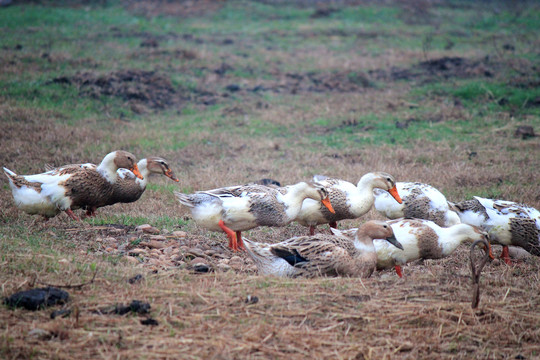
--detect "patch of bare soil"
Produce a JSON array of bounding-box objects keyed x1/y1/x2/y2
[
  {"x1": 368, "y1": 56, "x2": 496, "y2": 83},
  {"x1": 50, "y1": 70, "x2": 180, "y2": 111},
  {"x1": 122, "y1": 0, "x2": 225, "y2": 18}
]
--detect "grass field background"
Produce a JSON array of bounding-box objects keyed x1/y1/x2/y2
[{"x1": 1, "y1": 1, "x2": 539, "y2": 358}]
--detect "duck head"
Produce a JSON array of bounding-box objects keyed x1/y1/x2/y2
[
  {"x1": 112, "y1": 151, "x2": 143, "y2": 179},
  {"x1": 146, "y1": 157, "x2": 179, "y2": 182}
]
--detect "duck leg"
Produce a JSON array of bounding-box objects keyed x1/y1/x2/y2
[
  {"x1": 85, "y1": 207, "x2": 97, "y2": 217},
  {"x1": 218, "y1": 220, "x2": 240, "y2": 251},
  {"x1": 394, "y1": 265, "x2": 403, "y2": 278},
  {"x1": 235, "y1": 231, "x2": 246, "y2": 251},
  {"x1": 65, "y1": 209, "x2": 80, "y2": 221},
  {"x1": 500, "y1": 245, "x2": 511, "y2": 265}
]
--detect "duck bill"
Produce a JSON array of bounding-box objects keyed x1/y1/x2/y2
[
  {"x1": 321, "y1": 197, "x2": 335, "y2": 214},
  {"x1": 165, "y1": 169, "x2": 179, "y2": 182},
  {"x1": 386, "y1": 234, "x2": 404, "y2": 250},
  {"x1": 130, "y1": 164, "x2": 144, "y2": 180},
  {"x1": 388, "y1": 186, "x2": 402, "y2": 204}
]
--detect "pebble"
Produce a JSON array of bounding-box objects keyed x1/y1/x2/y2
[
  {"x1": 190, "y1": 257, "x2": 208, "y2": 266},
  {"x1": 58, "y1": 258, "x2": 70, "y2": 266},
  {"x1": 187, "y1": 248, "x2": 206, "y2": 258},
  {"x1": 172, "y1": 231, "x2": 187, "y2": 238},
  {"x1": 141, "y1": 240, "x2": 166, "y2": 249},
  {"x1": 128, "y1": 248, "x2": 146, "y2": 256},
  {"x1": 136, "y1": 224, "x2": 160, "y2": 234},
  {"x1": 27, "y1": 328, "x2": 51, "y2": 340},
  {"x1": 125, "y1": 256, "x2": 140, "y2": 265},
  {"x1": 149, "y1": 235, "x2": 167, "y2": 241},
  {"x1": 216, "y1": 263, "x2": 231, "y2": 272}
]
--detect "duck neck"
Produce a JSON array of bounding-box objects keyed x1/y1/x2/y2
[
  {"x1": 351, "y1": 174, "x2": 377, "y2": 212},
  {"x1": 136, "y1": 159, "x2": 149, "y2": 189},
  {"x1": 353, "y1": 232, "x2": 377, "y2": 255},
  {"x1": 352, "y1": 233, "x2": 377, "y2": 277},
  {"x1": 282, "y1": 182, "x2": 313, "y2": 219},
  {"x1": 441, "y1": 224, "x2": 476, "y2": 255},
  {"x1": 96, "y1": 152, "x2": 120, "y2": 184}
]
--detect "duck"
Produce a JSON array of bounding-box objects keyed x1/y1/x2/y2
[
  {"x1": 373, "y1": 182, "x2": 461, "y2": 227},
  {"x1": 3, "y1": 150, "x2": 142, "y2": 220},
  {"x1": 452, "y1": 196, "x2": 540, "y2": 264},
  {"x1": 331, "y1": 219, "x2": 492, "y2": 278},
  {"x1": 244, "y1": 220, "x2": 403, "y2": 278},
  {"x1": 175, "y1": 181, "x2": 335, "y2": 251},
  {"x1": 296, "y1": 172, "x2": 402, "y2": 235},
  {"x1": 106, "y1": 157, "x2": 179, "y2": 206}
]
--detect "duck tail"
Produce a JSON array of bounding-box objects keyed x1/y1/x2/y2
[
  {"x1": 243, "y1": 238, "x2": 273, "y2": 268},
  {"x1": 174, "y1": 191, "x2": 195, "y2": 208}
]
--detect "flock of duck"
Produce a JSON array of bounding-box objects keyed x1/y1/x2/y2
[{"x1": 4, "y1": 150, "x2": 540, "y2": 278}]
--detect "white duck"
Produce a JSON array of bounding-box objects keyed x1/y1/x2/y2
[
  {"x1": 331, "y1": 219, "x2": 492, "y2": 278},
  {"x1": 244, "y1": 220, "x2": 403, "y2": 278},
  {"x1": 4, "y1": 151, "x2": 142, "y2": 220},
  {"x1": 452, "y1": 196, "x2": 540, "y2": 264},
  {"x1": 373, "y1": 182, "x2": 461, "y2": 227},
  {"x1": 296, "y1": 172, "x2": 402, "y2": 235},
  {"x1": 175, "y1": 181, "x2": 335, "y2": 251}
]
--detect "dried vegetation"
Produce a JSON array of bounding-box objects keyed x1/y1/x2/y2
[{"x1": 1, "y1": 0, "x2": 539, "y2": 359}]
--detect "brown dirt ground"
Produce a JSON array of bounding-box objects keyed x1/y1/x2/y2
[{"x1": 1, "y1": 1, "x2": 539, "y2": 359}]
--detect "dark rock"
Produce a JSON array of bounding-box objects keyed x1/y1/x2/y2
[
  {"x1": 128, "y1": 274, "x2": 144, "y2": 284},
  {"x1": 192, "y1": 263, "x2": 211, "y2": 273},
  {"x1": 50, "y1": 308, "x2": 72, "y2": 319},
  {"x1": 225, "y1": 84, "x2": 241, "y2": 92},
  {"x1": 4, "y1": 287, "x2": 69, "y2": 311},
  {"x1": 515, "y1": 125, "x2": 535, "y2": 139},
  {"x1": 98, "y1": 300, "x2": 151, "y2": 315},
  {"x1": 245, "y1": 295, "x2": 259, "y2": 304},
  {"x1": 141, "y1": 318, "x2": 159, "y2": 326}
]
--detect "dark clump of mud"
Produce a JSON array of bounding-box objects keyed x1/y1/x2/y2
[
  {"x1": 51, "y1": 69, "x2": 180, "y2": 110},
  {"x1": 368, "y1": 56, "x2": 495, "y2": 83}
]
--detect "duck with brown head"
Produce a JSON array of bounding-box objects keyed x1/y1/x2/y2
[
  {"x1": 4, "y1": 150, "x2": 141, "y2": 220},
  {"x1": 244, "y1": 220, "x2": 403, "y2": 278},
  {"x1": 107, "y1": 156, "x2": 179, "y2": 206}
]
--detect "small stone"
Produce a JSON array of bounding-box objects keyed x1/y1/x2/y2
[
  {"x1": 27, "y1": 328, "x2": 51, "y2": 340},
  {"x1": 192, "y1": 263, "x2": 211, "y2": 273},
  {"x1": 190, "y1": 257, "x2": 207, "y2": 266},
  {"x1": 172, "y1": 231, "x2": 187, "y2": 238},
  {"x1": 125, "y1": 256, "x2": 140, "y2": 265},
  {"x1": 110, "y1": 228, "x2": 126, "y2": 234},
  {"x1": 162, "y1": 247, "x2": 174, "y2": 255},
  {"x1": 245, "y1": 295, "x2": 259, "y2": 304},
  {"x1": 509, "y1": 246, "x2": 531, "y2": 260},
  {"x1": 218, "y1": 259, "x2": 230, "y2": 265},
  {"x1": 161, "y1": 229, "x2": 170, "y2": 235},
  {"x1": 216, "y1": 263, "x2": 231, "y2": 272},
  {"x1": 136, "y1": 224, "x2": 160, "y2": 234},
  {"x1": 140, "y1": 241, "x2": 166, "y2": 249},
  {"x1": 149, "y1": 235, "x2": 167, "y2": 241},
  {"x1": 229, "y1": 256, "x2": 244, "y2": 269},
  {"x1": 129, "y1": 248, "x2": 146, "y2": 255},
  {"x1": 187, "y1": 248, "x2": 206, "y2": 258},
  {"x1": 58, "y1": 258, "x2": 70, "y2": 266}
]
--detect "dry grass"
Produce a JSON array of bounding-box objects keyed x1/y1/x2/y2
[{"x1": 1, "y1": 0, "x2": 540, "y2": 359}]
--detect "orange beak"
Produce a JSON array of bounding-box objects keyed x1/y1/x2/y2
[
  {"x1": 130, "y1": 164, "x2": 144, "y2": 180},
  {"x1": 388, "y1": 185, "x2": 402, "y2": 204},
  {"x1": 322, "y1": 197, "x2": 335, "y2": 214},
  {"x1": 165, "y1": 168, "x2": 179, "y2": 182}
]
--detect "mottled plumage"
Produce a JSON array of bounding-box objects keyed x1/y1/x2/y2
[
  {"x1": 245, "y1": 220, "x2": 403, "y2": 278},
  {"x1": 107, "y1": 157, "x2": 179, "y2": 205},
  {"x1": 175, "y1": 181, "x2": 335, "y2": 251},
  {"x1": 4, "y1": 151, "x2": 141, "y2": 220},
  {"x1": 453, "y1": 197, "x2": 540, "y2": 263},
  {"x1": 296, "y1": 172, "x2": 402, "y2": 234},
  {"x1": 331, "y1": 218, "x2": 490, "y2": 278},
  {"x1": 374, "y1": 182, "x2": 460, "y2": 227}
]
